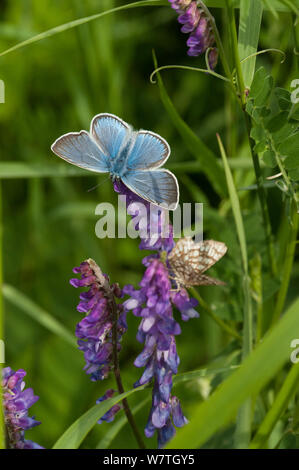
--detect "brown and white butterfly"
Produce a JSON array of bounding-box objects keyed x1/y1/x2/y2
[{"x1": 168, "y1": 237, "x2": 227, "y2": 288}]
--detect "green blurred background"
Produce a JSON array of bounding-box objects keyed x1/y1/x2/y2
[{"x1": 0, "y1": 0, "x2": 298, "y2": 448}]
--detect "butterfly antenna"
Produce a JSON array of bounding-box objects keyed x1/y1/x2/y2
[{"x1": 86, "y1": 176, "x2": 111, "y2": 193}]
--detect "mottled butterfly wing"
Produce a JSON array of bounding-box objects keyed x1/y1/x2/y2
[{"x1": 168, "y1": 237, "x2": 227, "y2": 287}]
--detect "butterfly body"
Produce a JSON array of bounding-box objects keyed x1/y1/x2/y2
[
  {"x1": 51, "y1": 113, "x2": 179, "y2": 210},
  {"x1": 168, "y1": 237, "x2": 227, "y2": 288}
]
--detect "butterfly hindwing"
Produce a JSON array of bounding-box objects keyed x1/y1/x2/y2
[
  {"x1": 51, "y1": 131, "x2": 109, "y2": 173},
  {"x1": 122, "y1": 169, "x2": 179, "y2": 210}
]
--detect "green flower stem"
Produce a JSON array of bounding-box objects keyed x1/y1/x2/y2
[
  {"x1": 272, "y1": 202, "x2": 299, "y2": 326},
  {"x1": 0, "y1": 183, "x2": 5, "y2": 449},
  {"x1": 250, "y1": 362, "x2": 299, "y2": 449},
  {"x1": 110, "y1": 294, "x2": 146, "y2": 449},
  {"x1": 198, "y1": 1, "x2": 236, "y2": 94},
  {"x1": 189, "y1": 287, "x2": 242, "y2": 343},
  {"x1": 244, "y1": 114, "x2": 278, "y2": 278},
  {"x1": 225, "y1": 0, "x2": 246, "y2": 104},
  {"x1": 226, "y1": 0, "x2": 277, "y2": 278}
]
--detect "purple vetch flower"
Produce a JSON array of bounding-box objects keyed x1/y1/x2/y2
[
  {"x1": 113, "y1": 173, "x2": 198, "y2": 447},
  {"x1": 96, "y1": 389, "x2": 122, "y2": 424},
  {"x1": 114, "y1": 180, "x2": 175, "y2": 253},
  {"x1": 123, "y1": 258, "x2": 196, "y2": 447},
  {"x1": 169, "y1": 0, "x2": 218, "y2": 67},
  {"x1": 2, "y1": 367, "x2": 43, "y2": 449},
  {"x1": 208, "y1": 47, "x2": 218, "y2": 70},
  {"x1": 171, "y1": 288, "x2": 199, "y2": 321},
  {"x1": 70, "y1": 258, "x2": 127, "y2": 382},
  {"x1": 169, "y1": 0, "x2": 192, "y2": 14}
]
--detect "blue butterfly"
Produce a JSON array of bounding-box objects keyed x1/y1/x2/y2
[{"x1": 51, "y1": 113, "x2": 179, "y2": 210}]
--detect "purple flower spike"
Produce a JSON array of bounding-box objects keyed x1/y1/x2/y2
[
  {"x1": 71, "y1": 258, "x2": 126, "y2": 382},
  {"x1": 2, "y1": 367, "x2": 43, "y2": 449},
  {"x1": 168, "y1": 0, "x2": 218, "y2": 68},
  {"x1": 112, "y1": 161, "x2": 198, "y2": 447},
  {"x1": 123, "y1": 258, "x2": 193, "y2": 446}
]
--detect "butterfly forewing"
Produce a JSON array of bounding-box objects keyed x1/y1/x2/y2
[
  {"x1": 51, "y1": 131, "x2": 109, "y2": 173},
  {"x1": 127, "y1": 131, "x2": 170, "y2": 170},
  {"x1": 91, "y1": 113, "x2": 130, "y2": 159},
  {"x1": 168, "y1": 237, "x2": 227, "y2": 287}
]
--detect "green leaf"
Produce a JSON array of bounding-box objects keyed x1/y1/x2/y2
[
  {"x1": 217, "y1": 136, "x2": 249, "y2": 273},
  {"x1": 288, "y1": 168, "x2": 299, "y2": 181},
  {"x1": 275, "y1": 88, "x2": 292, "y2": 111},
  {"x1": 248, "y1": 67, "x2": 270, "y2": 102},
  {"x1": 0, "y1": 1, "x2": 168, "y2": 58},
  {"x1": 2, "y1": 284, "x2": 76, "y2": 348},
  {"x1": 0, "y1": 0, "x2": 295, "y2": 61},
  {"x1": 261, "y1": 0, "x2": 279, "y2": 18},
  {"x1": 54, "y1": 365, "x2": 237, "y2": 449},
  {"x1": 279, "y1": 134, "x2": 299, "y2": 161},
  {"x1": 217, "y1": 134, "x2": 253, "y2": 448},
  {"x1": 0, "y1": 160, "x2": 255, "y2": 180},
  {"x1": 254, "y1": 140, "x2": 267, "y2": 153},
  {"x1": 0, "y1": 162, "x2": 87, "y2": 179},
  {"x1": 246, "y1": 68, "x2": 299, "y2": 208},
  {"x1": 238, "y1": 0, "x2": 263, "y2": 88},
  {"x1": 250, "y1": 362, "x2": 299, "y2": 448},
  {"x1": 267, "y1": 114, "x2": 296, "y2": 144},
  {"x1": 167, "y1": 296, "x2": 299, "y2": 449},
  {"x1": 263, "y1": 150, "x2": 277, "y2": 168},
  {"x1": 53, "y1": 386, "x2": 147, "y2": 449},
  {"x1": 288, "y1": 102, "x2": 299, "y2": 121},
  {"x1": 285, "y1": 154, "x2": 299, "y2": 170},
  {"x1": 153, "y1": 52, "x2": 226, "y2": 198}
]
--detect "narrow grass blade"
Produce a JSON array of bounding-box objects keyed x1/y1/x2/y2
[
  {"x1": 173, "y1": 366, "x2": 240, "y2": 385},
  {"x1": 58, "y1": 365, "x2": 238, "y2": 449},
  {"x1": 0, "y1": 1, "x2": 168, "y2": 58},
  {"x1": 217, "y1": 135, "x2": 249, "y2": 277},
  {"x1": 153, "y1": 52, "x2": 226, "y2": 198},
  {"x1": 2, "y1": 284, "x2": 76, "y2": 348},
  {"x1": 167, "y1": 296, "x2": 299, "y2": 449},
  {"x1": 0, "y1": 159, "x2": 256, "y2": 179},
  {"x1": 0, "y1": 0, "x2": 294, "y2": 61},
  {"x1": 250, "y1": 362, "x2": 299, "y2": 448},
  {"x1": 238, "y1": 0, "x2": 263, "y2": 88},
  {"x1": 262, "y1": 0, "x2": 279, "y2": 18},
  {"x1": 217, "y1": 134, "x2": 253, "y2": 447},
  {"x1": 53, "y1": 386, "x2": 147, "y2": 449},
  {"x1": 0, "y1": 162, "x2": 88, "y2": 179}
]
